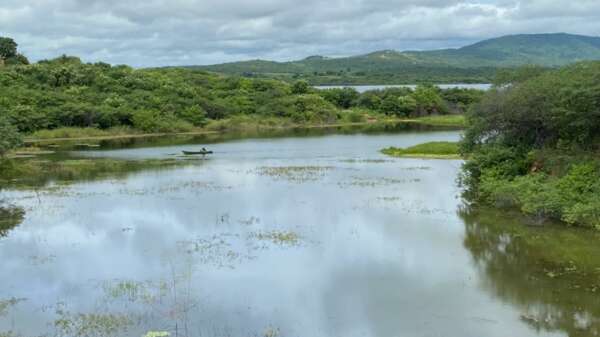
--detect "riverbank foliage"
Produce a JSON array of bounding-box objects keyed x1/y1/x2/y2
[
  {"x1": 461, "y1": 61, "x2": 600, "y2": 229},
  {"x1": 382, "y1": 141, "x2": 460, "y2": 159},
  {"x1": 0, "y1": 37, "x2": 482, "y2": 143}
]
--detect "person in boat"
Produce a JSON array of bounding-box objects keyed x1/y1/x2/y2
[{"x1": 201, "y1": 147, "x2": 207, "y2": 152}]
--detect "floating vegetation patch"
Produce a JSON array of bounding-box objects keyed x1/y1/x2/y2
[
  {"x1": 28, "y1": 254, "x2": 57, "y2": 266},
  {"x1": 381, "y1": 141, "x2": 461, "y2": 159},
  {"x1": 118, "y1": 181, "x2": 232, "y2": 196},
  {"x1": 0, "y1": 206, "x2": 24, "y2": 238},
  {"x1": 143, "y1": 331, "x2": 170, "y2": 337},
  {"x1": 178, "y1": 229, "x2": 306, "y2": 268},
  {"x1": 401, "y1": 166, "x2": 432, "y2": 171},
  {"x1": 263, "y1": 326, "x2": 281, "y2": 337},
  {"x1": 339, "y1": 159, "x2": 392, "y2": 164},
  {"x1": 101, "y1": 280, "x2": 157, "y2": 304},
  {"x1": 339, "y1": 176, "x2": 420, "y2": 188},
  {"x1": 377, "y1": 196, "x2": 402, "y2": 202},
  {"x1": 177, "y1": 233, "x2": 249, "y2": 268},
  {"x1": 54, "y1": 308, "x2": 136, "y2": 337},
  {"x1": 359, "y1": 197, "x2": 452, "y2": 215},
  {"x1": 239, "y1": 216, "x2": 260, "y2": 226},
  {"x1": 249, "y1": 230, "x2": 302, "y2": 246},
  {"x1": 254, "y1": 166, "x2": 335, "y2": 183},
  {"x1": 0, "y1": 298, "x2": 26, "y2": 316}
]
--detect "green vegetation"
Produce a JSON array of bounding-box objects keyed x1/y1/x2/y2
[
  {"x1": 0, "y1": 36, "x2": 481, "y2": 146},
  {"x1": 29, "y1": 126, "x2": 139, "y2": 140},
  {"x1": 0, "y1": 116, "x2": 22, "y2": 156},
  {"x1": 0, "y1": 207, "x2": 24, "y2": 238},
  {"x1": 382, "y1": 141, "x2": 460, "y2": 159},
  {"x1": 194, "y1": 33, "x2": 600, "y2": 84},
  {"x1": 410, "y1": 114, "x2": 465, "y2": 127},
  {"x1": 0, "y1": 37, "x2": 29, "y2": 66},
  {"x1": 461, "y1": 61, "x2": 600, "y2": 229},
  {"x1": 0, "y1": 157, "x2": 191, "y2": 189}
]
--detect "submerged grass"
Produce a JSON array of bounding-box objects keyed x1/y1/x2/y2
[
  {"x1": 0, "y1": 157, "x2": 189, "y2": 189},
  {"x1": 54, "y1": 310, "x2": 135, "y2": 337},
  {"x1": 0, "y1": 206, "x2": 25, "y2": 238},
  {"x1": 410, "y1": 114, "x2": 466, "y2": 127},
  {"x1": 381, "y1": 141, "x2": 461, "y2": 159},
  {"x1": 255, "y1": 166, "x2": 335, "y2": 182},
  {"x1": 0, "y1": 298, "x2": 25, "y2": 317},
  {"x1": 250, "y1": 230, "x2": 302, "y2": 246}
]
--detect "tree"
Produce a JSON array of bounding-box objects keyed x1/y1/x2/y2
[
  {"x1": 0, "y1": 116, "x2": 22, "y2": 157},
  {"x1": 411, "y1": 85, "x2": 447, "y2": 116},
  {"x1": 0, "y1": 37, "x2": 17, "y2": 60},
  {"x1": 4, "y1": 53, "x2": 29, "y2": 65},
  {"x1": 291, "y1": 80, "x2": 310, "y2": 95}
]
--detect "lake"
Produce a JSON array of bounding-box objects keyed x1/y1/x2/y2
[
  {"x1": 1, "y1": 126, "x2": 599, "y2": 337},
  {"x1": 314, "y1": 84, "x2": 492, "y2": 92}
]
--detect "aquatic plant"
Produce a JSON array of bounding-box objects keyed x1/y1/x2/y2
[
  {"x1": 255, "y1": 166, "x2": 334, "y2": 182},
  {"x1": 382, "y1": 141, "x2": 460, "y2": 159},
  {"x1": 54, "y1": 309, "x2": 135, "y2": 337},
  {"x1": 0, "y1": 298, "x2": 25, "y2": 317},
  {"x1": 0, "y1": 206, "x2": 24, "y2": 238},
  {"x1": 143, "y1": 332, "x2": 170, "y2": 337},
  {"x1": 249, "y1": 230, "x2": 302, "y2": 246}
]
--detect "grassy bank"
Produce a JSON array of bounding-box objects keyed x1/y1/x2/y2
[
  {"x1": 23, "y1": 114, "x2": 465, "y2": 143},
  {"x1": 408, "y1": 114, "x2": 465, "y2": 127},
  {"x1": 381, "y1": 141, "x2": 461, "y2": 159}
]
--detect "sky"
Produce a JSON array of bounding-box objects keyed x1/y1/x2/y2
[{"x1": 2, "y1": 0, "x2": 600, "y2": 67}]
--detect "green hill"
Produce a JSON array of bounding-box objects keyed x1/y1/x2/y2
[{"x1": 191, "y1": 33, "x2": 600, "y2": 84}]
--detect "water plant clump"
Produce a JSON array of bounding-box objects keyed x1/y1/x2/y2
[
  {"x1": 0, "y1": 206, "x2": 24, "y2": 238},
  {"x1": 0, "y1": 298, "x2": 25, "y2": 317},
  {"x1": 255, "y1": 166, "x2": 335, "y2": 182},
  {"x1": 54, "y1": 309, "x2": 136, "y2": 337},
  {"x1": 381, "y1": 141, "x2": 461, "y2": 159},
  {"x1": 249, "y1": 230, "x2": 302, "y2": 246}
]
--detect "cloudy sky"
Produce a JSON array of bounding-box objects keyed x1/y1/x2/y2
[{"x1": 1, "y1": 0, "x2": 600, "y2": 67}]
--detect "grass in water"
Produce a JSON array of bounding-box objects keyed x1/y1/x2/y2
[
  {"x1": 411, "y1": 115, "x2": 466, "y2": 127},
  {"x1": 381, "y1": 141, "x2": 461, "y2": 159}
]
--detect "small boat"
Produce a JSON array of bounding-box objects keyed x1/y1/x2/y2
[{"x1": 182, "y1": 150, "x2": 213, "y2": 155}]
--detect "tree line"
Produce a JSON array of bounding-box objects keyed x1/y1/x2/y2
[
  {"x1": 0, "y1": 36, "x2": 483, "y2": 156},
  {"x1": 461, "y1": 61, "x2": 600, "y2": 229}
]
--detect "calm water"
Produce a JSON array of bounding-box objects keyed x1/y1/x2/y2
[
  {"x1": 315, "y1": 84, "x2": 492, "y2": 93},
  {"x1": 1, "y1": 129, "x2": 599, "y2": 337}
]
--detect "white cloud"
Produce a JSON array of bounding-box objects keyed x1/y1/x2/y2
[{"x1": 1, "y1": 0, "x2": 599, "y2": 67}]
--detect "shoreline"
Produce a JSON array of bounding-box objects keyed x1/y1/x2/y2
[{"x1": 23, "y1": 118, "x2": 463, "y2": 144}]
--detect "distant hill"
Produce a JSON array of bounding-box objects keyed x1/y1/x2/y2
[{"x1": 189, "y1": 33, "x2": 600, "y2": 84}]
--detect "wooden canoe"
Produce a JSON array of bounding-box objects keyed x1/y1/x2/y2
[{"x1": 182, "y1": 150, "x2": 213, "y2": 155}]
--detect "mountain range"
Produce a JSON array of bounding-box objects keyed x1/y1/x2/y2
[{"x1": 191, "y1": 33, "x2": 600, "y2": 84}]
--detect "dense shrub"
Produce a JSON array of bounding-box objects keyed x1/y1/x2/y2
[{"x1": 461, "y1": 62, "x2": 600, "y2": 228}]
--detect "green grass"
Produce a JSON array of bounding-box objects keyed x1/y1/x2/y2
[
  {"x1": 381, "y1": 141, "x2": 461, "y2": 159},
  {"x1": 29, "y1": 126, "x2": 139, "y2": 140},
  {"x1": 411, "y1": 115, "x2": 466, "y2": 127}
]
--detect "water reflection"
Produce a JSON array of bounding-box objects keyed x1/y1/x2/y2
[
  {"x1": 1, "y1": 130, "x2": 597, "y2": 337},
  {"x1": 461, "y1": 207, "x2": 600, "y2": 337},
  {"x1": 0, "y1": 205, "x2": 24, "y2": 238}
]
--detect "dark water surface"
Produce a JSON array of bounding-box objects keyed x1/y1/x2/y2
[{"x1": 1, "y1": 128, "x2": 599, "y2": 337}]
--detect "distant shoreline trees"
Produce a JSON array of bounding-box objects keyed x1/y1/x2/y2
[{"x1": 0, "y1": 37, "x2": 29, "y2": 66}]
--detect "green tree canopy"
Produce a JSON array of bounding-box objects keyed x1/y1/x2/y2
[
  {"x1": 0, "y1": 37, "x2": 17, "y2": 60},
  {"x1": 0, "y1": 116, "x2": 22, "y2": 157}
]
